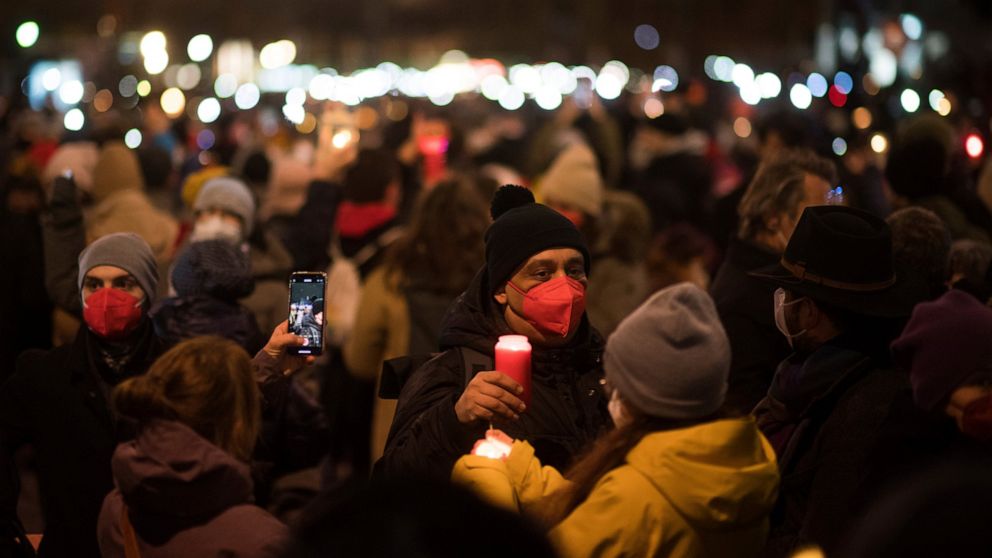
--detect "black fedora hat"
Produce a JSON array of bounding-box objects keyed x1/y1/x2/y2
[{"x1": 749, "y1": 205, "x2": 926, "y2": 317}]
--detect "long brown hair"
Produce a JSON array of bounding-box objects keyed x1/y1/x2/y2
[
  {"x1": 382, "y1": 176, "x2": 489, "y2": 294},
  {"x1": 536, "y1": 411, "x2": 718, "y2": 527},
  {"x1": 112, "y1": 336, "x2": 261, "y2": 462}
]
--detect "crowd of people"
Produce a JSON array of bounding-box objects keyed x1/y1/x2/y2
[{"x1": 2, "y1": 86, "x2": 992, "y2": 558}]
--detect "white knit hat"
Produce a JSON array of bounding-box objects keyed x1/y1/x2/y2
[{"x1": 539, "y1": 143, "x2": 604, "y2": 218}]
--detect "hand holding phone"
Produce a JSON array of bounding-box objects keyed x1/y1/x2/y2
[{"x1": 288, "y1": 271, "x2": 327, "y2": 356}]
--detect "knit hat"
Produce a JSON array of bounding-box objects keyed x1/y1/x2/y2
[
  {"x1": 485, "y1": 185, "x2": 590, "y2": 292},
  {"x1": 891, "y1": 289, "x2": 992, "y2": 411},
  {"x1": 193, "y1": 177, "x2": 256, "y2": 234},
  {"x1": 78, "y1": 233, "x2": 159, "y2": 303},
  {"x1": 605, "y1": 283, "x2": 730, "y2": 419},
  {"x1": 539, "y1": 143, "x2": 604, "y2": 218},
  {"x1": 91, "y1": 142, "x2": 146, "y2": 202},
  {"x1": 171, "y1": 239, "x2": 254, "y2": 301}
]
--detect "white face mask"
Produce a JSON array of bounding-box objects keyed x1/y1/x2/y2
[
  {"x1": 190, "y1": 215, "x2": 243, "y2": 244},
  {"x1": 773, "y1": 288, "x2": 808, "y2": 348},
  {"x1": 608, "y1": 389, "x2": 631, "y2": 429}
]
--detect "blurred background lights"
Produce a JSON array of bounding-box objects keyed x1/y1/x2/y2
[
  {"x1": 731, "y1": 63, "x2": 754, "y2": 88},
  {"x1": 197, "y1": 129, "x2": 216, "y2": 150},
  {"x1": 187, "y1": 34, "x2": 213, "y2": 62},
  {"x1": 652, "y1": 65, "x2": 678, "y2": 92},
  {"x1": 16, "y1": 21, "x2": 40, "y2": 48},
  {"x1": 285, "y1": 87, "x2": 306, "y2": 106},
  {"x1": 634, "y1": 24, "x2": 660, "y2": 50},
  {"x1": 234, "y1": 83, "x2": 260, "y2": 110},
  {"x1": 93, "y1": 89, "x2": 113, "y2": 112},
  {"x1": 480, "y1": 74, "x2": 508, "y2": 101},
  {"x1": 497, "y1": 85, "x2": 525, "y2": 110},
  {"x1": 139, "y1": 31, "x2": 166, "y2": 57},
  {"x1": 42, "y1": 68, "x2": 61, "y2": 91},
  {"x1": 966, "y1": 134, "x2": 984, "y2": 159},
  {"x1": 871, "y1": 133, "x2": 888, "y2": 153},
  {"x1": 136, "y1": 80, "x2": 151, "y2": 97},
  {"x1": 790, "y1": 83, "x2": 812, "y2": 109},
  {"x1": 594, "y1": 72, "x2": 623, "y2": 100},
  {"x1": 281, "y1": 103, "x2": 305, "y2": 124},
  {"x1": 124, "y1": 128, "x2": 142, "y2": 149},
  {"x1": 509, "y1": 64, "x2": 541, "y2": 94},
  {"x1": 332, "y1": 129, "x2": 354, "y2": 148},
  {"x1": 259, "y1": 40, "x2": 297, "y2": 69},
  {"x1": 928, "y1": 89, "x2": 945, "y2": 111},
  {"x1": 58, "y1": 80, "x2": 84, "y2": 104},
  {"x1": 733, "y1": 117, "x2": 752, "y2": 138},
  {"x1": 832, "y1": 137, "x2": 848, "y2": 156},
  {"x1": 176, "y1": 64, "x2": 201, "y2": 89},
  {"x1": 900, "y1": 89, "x2": 920, "y2": 112},
  {"x1": 901, "y1": 14, "x2": 924, "y2": 41},
  {"x1": 756, "y1": 73, "x2": 781, "y2": 98},
  {"x1": 118, "y1": 75, "x2": 138, "y2": 97},
  {"x1": 643, "y1": 98, "x2": 664, "y2": 119},
  {"x1": 197, "y1": 97, "x2": 221, "y2": 123},
  {"x1": 806, "y1": 73, "x2": 828, "y2": 97},
  {"x1": 833, "y1": 71, "x2": 853, "y2": 94},
  {"x1": 144, "y1": 51, "x2": 169, "y2": 75},
  {"x1": 936, "y1": 97, "x2": 952, "y2": 116},
  {"x1": 713, "y1": 56, "x2": 735, "y2": 82},
  {"x1": 739, "y1": 82, "x2": 762, "y2": 105},
  {"x1": 160, "y1": 87, "x2": 185, "y2": 116},
  {"x1": 852, "y1": 107, "x2": 873, "y2": 129},
  {"x1": 214, "y1": 74, "x2": 238, "y2": 98},
  {"x1": 869, "y1": 49, "x2": 898, "y2": 87},
  {"x1": 535, "y1": 86, "x2": 563, "y2": 110},
  {"x1": 63, "y1": 108, "x2": 84, "y2": 131}
]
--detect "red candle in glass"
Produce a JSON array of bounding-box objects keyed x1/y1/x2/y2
[{"x1": 495, "y1": 335, "x2": 532, "y2": 406}]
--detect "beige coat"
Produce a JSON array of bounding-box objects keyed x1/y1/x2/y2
[{"x1": 343, "y1": 266, "x2": 410, "y2": 462}]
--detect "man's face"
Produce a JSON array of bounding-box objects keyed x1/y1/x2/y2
[
  {"x1": 494, "y1": 248, "x2": 587, "y2": 347},
  {"x1": 81, "y1": 265, "x2": 144, "y2": 302},
  {"x1": 778, "y1": 173, "x2": 833, "y2": 243}
]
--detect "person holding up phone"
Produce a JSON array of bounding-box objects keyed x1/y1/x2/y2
[{"x1": 376, "y1": 185, "x2": 610, "y2": 481}]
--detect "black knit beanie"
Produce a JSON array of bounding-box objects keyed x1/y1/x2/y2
[{"x1": 485, "y1": 185, "x2": 590, "y2": 293}]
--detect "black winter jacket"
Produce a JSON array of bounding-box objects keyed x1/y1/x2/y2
[
  {"x1": 0, "y1": 323, "x2": 165, "y2": 558},
  {"x1": 375, "y1": 270, "x2": 609, "y2": 481}
]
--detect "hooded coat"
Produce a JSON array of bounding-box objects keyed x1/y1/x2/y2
[
  {"x1": 453, "y1": 418, "x2": 779, "y2": 558},
  {"x1": 98, "y1": 420, "x2": 288, "y2": 558},
  {"x1": 375, "y1": 270, "x2": 609, "y2": 481}
]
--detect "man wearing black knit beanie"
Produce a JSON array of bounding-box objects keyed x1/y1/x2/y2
[{"x1": 376, "y1": 185, "x2": 610, "y2": 480}]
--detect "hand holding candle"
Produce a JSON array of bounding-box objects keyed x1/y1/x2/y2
[
  {"x1": 471, "y1": 429, "x2": 514, "y2": 460},
  {"x1": 454, "y1": 370, "x2": 527, "y2": 425},
  {"x1": 495, "y1": 335, "x2": 532, "y2": 406}
]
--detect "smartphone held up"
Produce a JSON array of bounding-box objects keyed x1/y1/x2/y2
[{"x1": 288, "y1": 271, "x2": 327, "y2": 356}]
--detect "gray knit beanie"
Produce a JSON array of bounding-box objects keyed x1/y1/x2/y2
[
  {"x1": 604, "y1": 282, "x2": 730, "y2": 420},
  {"x1": 193, "y1": 177, "x2": 256, "y2": 234},
  {"x1": 77, "y1": 233, "x2": 159, "y2": 303}
]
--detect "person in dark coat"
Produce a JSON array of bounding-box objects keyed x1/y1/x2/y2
[
  {"x1": 710, "y1": 149, "x2": 836, "y2": 413},
  {"x1": 749, "y1": 206, "x2": 933, "y2": 557},
  {"x1": 152, "y1": 239, "x2": 266, "y2": 354},
  {"x1": 375, "y1": 185, "x2": 609, "y2": 480},
  {"x1": 0, "y1": 233, "x2": 166, "y2": 558},
  {"x1": 98, "y1": 336, "x2": 288, "y2": 558}
]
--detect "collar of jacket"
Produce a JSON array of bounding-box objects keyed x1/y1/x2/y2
[{"x1": 727, "y1": 237, "x2": 780, "y2": 272}]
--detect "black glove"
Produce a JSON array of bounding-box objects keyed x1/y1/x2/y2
[{"x1": 46, "y1": 174, "x2": 83, "y2": 228}]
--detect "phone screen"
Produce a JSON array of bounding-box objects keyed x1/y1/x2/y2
[{"x1": 288, "y1": 272, "x2": 326, "y2": 355}]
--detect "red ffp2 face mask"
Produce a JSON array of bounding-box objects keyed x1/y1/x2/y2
[
  {"x1": 83, "y1": 288, "x2": 144, "y2": 340},
  {"x1": 507, "y1": 276, "x2": 586, "y2": 338}
]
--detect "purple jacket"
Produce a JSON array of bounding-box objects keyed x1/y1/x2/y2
[{"x1": 97, "y1": 420, "x2": 288, "y2": 558}]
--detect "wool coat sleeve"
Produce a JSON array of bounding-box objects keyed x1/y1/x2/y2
[
  {"x1": 375, "y1": 350, "x2": 486, "y2": 480},
  {"x1": 42, "y1": 176, "x2": 86, "y2": 317}
]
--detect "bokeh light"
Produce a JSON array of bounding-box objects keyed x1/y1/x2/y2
[
  {"x1": 187, "y1": 34, "x2": 213, "y2": 62},
  {"x1": 634, "y1": 24, "x2": 660, "y2": 50},
  {"x1": 790, "y1": 84, "x2": 812, "y2": 109},
  {"x1": 900, "y1": 89, "x2": 920, "y2": 112},
  {"x1": 197, "y1": 97, "x2": 221, "y2": 123},
  {"x1": 733, "y1": 117, "x2": 752, "y2": 138},
  {"x1": 832, "y1": 137, "x2": 848, "y2": 156},
  {"x1": 966, "y1": 134, "x2": 984, "y2": 159},
  {"x1": 234, "y1": 83, "x2": 260, "y2": 110},
  {"x1": 852, "y1": 107, "x2": 873, "y2": 129},
  {"x1": 63, "y1": 108, "x2": 84, "y2": 131},
  {"x1": 160, "y1": 87, "x2": 186, "y2": 117},
  {"x1": 871, "y1": 133, "x2": 888, "y2": 153},
  {"x1": 124, "y1": 128, "x2": 142, "y2": 149},
  {"x1": 16, "y1": 21, "x2": 40, "y2": 48}
]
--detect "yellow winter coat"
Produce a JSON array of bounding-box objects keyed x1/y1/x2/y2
[{"x1": 453, "y1": 417, "x2": 779, "y2": 558}]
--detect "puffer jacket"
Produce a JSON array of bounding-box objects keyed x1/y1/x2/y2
[
  {"x1": 453, "y1": 418, "x2": 780, "y2": 558},
  {"x1": 375, "y1": 269, "x2": 609, "y2": 480},
  {"x1": 98, "y1": 420, "x2": 288, "y2": 558}
]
